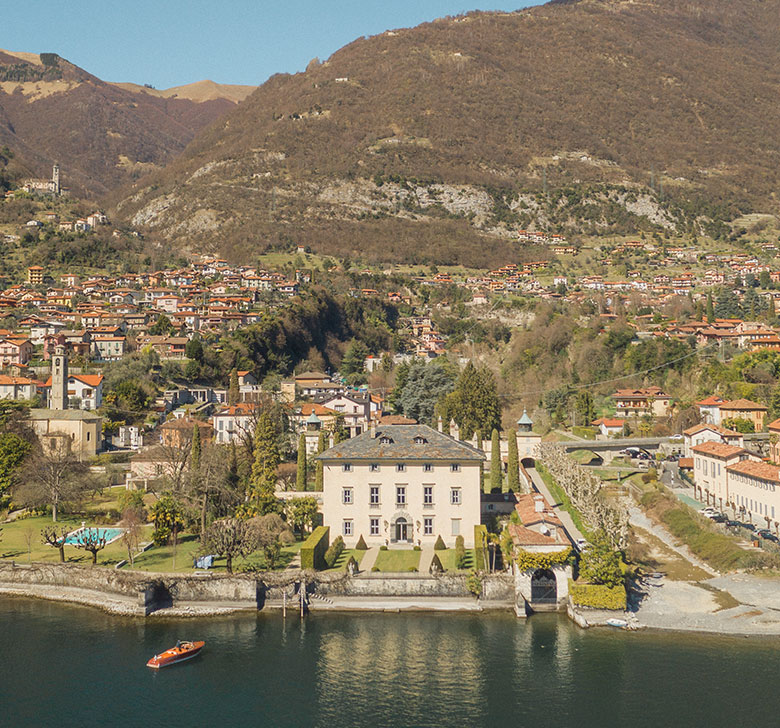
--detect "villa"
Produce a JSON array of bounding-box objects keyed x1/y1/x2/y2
[{"x1": 316, "y1": 423, "x2": 484, "y2": 548}]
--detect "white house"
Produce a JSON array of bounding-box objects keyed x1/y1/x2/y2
[
  {"x1": 43, "y1": 373, "x2": 103, "y2": 410},
  {"x1": 316, "y1": 423, "x2": 484, "y2": 548},
  {"x1": 683, "y1": 423, "x2": 744, "y2": 458},
  {"x1": 211, "y1": 402, "x2": 257, "y2": 444}
]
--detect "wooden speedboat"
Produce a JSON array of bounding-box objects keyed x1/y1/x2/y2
[{"x1": 146, "y1": 640, "x2": 205, "y2": 669}]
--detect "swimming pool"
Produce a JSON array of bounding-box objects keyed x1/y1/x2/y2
[{"x1": 65, "y1": 527, "x2": 125, "y2": 545}]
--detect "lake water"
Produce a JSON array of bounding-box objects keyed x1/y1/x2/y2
[{"x1": 2, "y1": 596, "x2": 779, "y2": 727}]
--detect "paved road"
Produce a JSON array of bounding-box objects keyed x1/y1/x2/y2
[{"x1": 524, "y1": 465, "x2": 585, "y2": 544}]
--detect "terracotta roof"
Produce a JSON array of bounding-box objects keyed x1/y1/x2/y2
[
  {"x1": 696, "y1": 396, "x2": 726, "y2": 406},
  {"x1": 508, "y1": 523, "x2": 562, "y2": 546},
  {"x1": 514, "y1": 493, "x2": 565, "y2": 530},
  {"x1": 726, "y1": 460, "x2": 780, "y2": 483},
  {"x1": 377, "y1": 415, "x2": 418, "y2": 425},
  {"x1": 592, "y1": 418, "x2": 625, "y2": 428},
  {"x1": 43, "y1": 374, "x2": 104, "y2": 388},
  {"x1": 213, "y1": 403, "x2": 257, "y2": 416},
  {"x1": 768, "y1": 418, "x2": 780, "y2": 432},
  {"x1": 691, "y1": 441, "x2": 746, "y2": 459},
  {"x1": 295, "y1": 402, "x2": 337, "y2": 417},
  {"x1": 0, "y1": 375, "x2": 40, "y2": 386},
  {"x1": 719, "y1": 399, "x2": 767, "y2": 412},
  {"x1": 678, "y1": 457, "x2": 693, "y2": 469}
]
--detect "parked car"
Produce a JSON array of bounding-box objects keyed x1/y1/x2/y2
[
  {"x1": 757, "y1": 529, "x2": 779, "y2": 543},
  {"x1": 725, "y1": 520, "x2": 741, "y2": 528},
  {"x1": 669, "y1": 434, "x2": 683, "y2": 442},
  {"x1": 740, "y1": 522, "x2": 757, "y2": 532},
  {"x1": 711, "y1": 514, "x2": 728, "y2": 523}
]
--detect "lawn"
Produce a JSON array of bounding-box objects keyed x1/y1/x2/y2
[
  {"x1": 325, "y1": 548, "x2": 367, "y2": 572},
  {"x1": 372, "y1": 548, "x2": 421, "y2": 572},
  {"x1": 436, "y1": 548, "x2": 475, "y2": 572},
  {"x1": 129, "y1": 537, "x2": 303, "y2": 573},
  {"x1": 535, "y1": 461, "x2": 591, "y2": 538},
  {"x1": 0, "y1": 515, "x2": 141, "y2": 567}
]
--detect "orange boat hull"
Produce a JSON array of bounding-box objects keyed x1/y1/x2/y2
[{"x1": 146, "y1": 641, "x2": 205, "y2": 669}]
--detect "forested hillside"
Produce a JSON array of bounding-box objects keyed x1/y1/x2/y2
[{"x1": 117, "y1": 0, "x2": 780, "y2": 264}]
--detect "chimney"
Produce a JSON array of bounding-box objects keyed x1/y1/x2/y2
[
  {"x1": 437, "y1": 415, "x2": 443, "y2": 433},
  {"x1": 534, "y1": 496, "x2": 544, "y2": 513},
  {"x1": 449, "y1": 419, "x2": 459, "y2": 440}
]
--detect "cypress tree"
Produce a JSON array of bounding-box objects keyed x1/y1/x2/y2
[
  {"x1": 490, "y1": 428, "x2": 502, "y2": 492},
  {"x1": 507, "y1": 430, "x2": 519, "y2": 493},
  {"x1": 251, "y1": 412, "x2": 280, "y2": 511},
  {"x1": 228, "y1": 368, "x2": 240, "y2": 405},
  {"x1": 315, "y1": 429, "x2": 327, "y2": 491},
  {"x1": 296, "y1": 432, "x2": 307, "y2": 491},
  {"x1": 706, "y1": 292, "x2": 715, "y2": 323}
]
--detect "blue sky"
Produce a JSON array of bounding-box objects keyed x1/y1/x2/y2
[{"x1": 3, "y1": 1, "x2": 539, "y2": 88}]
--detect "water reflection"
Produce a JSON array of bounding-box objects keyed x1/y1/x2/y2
[{"x1": 4, "y1": 597, "x2": 780, "y2": 728}]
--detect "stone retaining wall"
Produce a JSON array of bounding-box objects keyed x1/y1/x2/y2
[{"x1": 0, "y1": 563, "x2": 516, "y2": 614}]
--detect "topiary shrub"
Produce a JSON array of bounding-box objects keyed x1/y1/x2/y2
[
  {"x1": 379, "y1": 544, "x2": 388, "y2": 551},
  {"x1": 371, "y1": 566, "x2": 380, "y2": 572},
  {"x1": 474, "y1": 524, "x2": 488, "y2": 571},
  {"x1": 324, "y1": 535, "x2": 345, "y2": 568},
  {"x1": 455, "y1": 534, "x2": 467, "y2": 569},
  {"x1": 413, "y1": 545, "x2": 421, "y2": 551},
  {"x1": 300, "y1": 526, "x2": 329, "y2": 570},
  {"x1": 408, "y1": 566, "x2": 418, "y2": 572},
  {"x1": 430, "y1": 553, "x2": 444, "y2": 574},
  {"x1": 355, "y1": 534, "x2": 368, "y2": 550},
  {"x1": 434, "y1": 535, "x2": 446, "y2": 550}
]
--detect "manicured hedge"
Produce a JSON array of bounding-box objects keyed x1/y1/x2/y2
[
  {"x1": 474, "y1": 525, "x2": 489, "y2": 571},
  {"x1": 301, "y1": 526, "x2": 329, "y2": 570},
  {"x1": 324, "y1": 535, "x2": 345, "y2": 568},
  {"x1": 569, "y1": 580, "x2": 627, "y2": 610}
]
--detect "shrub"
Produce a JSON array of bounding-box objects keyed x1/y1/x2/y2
[
  {"x1": 324, "y1": 535, "x2": 345, "y2": 568},
  {"x1": 434, "y1": 535, "x2": 446, "y2": 550},
  {"x1": 371, "y1": 566, "x2": 380, "y2": 572},
  {"x1": 474, "y1": 525, "x2": 488, "y2": 571},
  {"x1": 455, "y1": 534, "x2": 467, "y2": 569},
  {"x1": 466, "y1": 569, "x2": 483, "y2": 597},
  {"x1": 300, "y1": 526, "x2": 329, "y2": 570},
  {"x1": 408, "y1": 566, "x2": 418, "y2": 572},
  {"x1": 379, "y1": 544, "x2": 388, "y2": 551},
  {"x1": 355, "y1": 534, "x2": 368, "y2": 550},
  {"x1": 413, "y1": 545, "x2": 421, "y2": 551},
  {"x1": 430, "y1": 553, "x2": 444, "y2": 574},
  {"x1": 569, "y1": 580, "x2": 627, "y2": 610}
]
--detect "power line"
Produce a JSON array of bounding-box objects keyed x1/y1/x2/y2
[{"x1": 502, "y1": 339, "x2": 722, "y2": 402}]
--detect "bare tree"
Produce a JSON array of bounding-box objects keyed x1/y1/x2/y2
[
  {"x1": 73, "y1": 529, "x2": 107, "y2": 565},
  {"x1": 16, "y1": 444, "x2": 89, "y2": 522},
  {"x1": 119, "y1": 511, "x2": 141, "y2": 566},
  {"x1": 41, "y1": 526, "x2": 70, "y2": 562},
  {"x1": 254, "y1": 513, "x2": 294, "y2": 570},
  {"x1": 203, "y1": 518, "x2": 260, "y2": 574}
]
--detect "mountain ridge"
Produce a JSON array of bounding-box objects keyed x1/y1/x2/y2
[{"x1": 0, "y1": 50, "x2": 254, "y2": 198}]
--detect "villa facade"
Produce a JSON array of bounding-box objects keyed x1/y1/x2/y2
[{"x1": 316, "y1": 423, "x2": 484, "y2": 548}]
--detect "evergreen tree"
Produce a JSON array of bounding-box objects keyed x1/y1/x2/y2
[
  {"x1": 315, "y1": 429, "x2": 327, "y2": 491},
  {"x1": 439, "y1": 363, "x2": 501, "y2": 440},
  {"x1": 506, "y1": 430, "x2": 519, "y2": 493},
  {"x1": 332, "y1": 414, "x2": 349, "y2": 444},
  {"x1": 490, "y1": 429, "x2": 502, "y2": 492},
  {"x1": 296, "y1": 432, "x2": 307, "y2": 491},
  {"x1": 340, "y1": 339, "x2": 369, "y2": 377},
  {"x1": 251, "y1": 412, "x2": 280, "y2": 512},
  {"x1": 714, "y1": 286, "x2": 743, "y2": 320},
  {"x1": 190, "y1": 422, "x2": 201, "y2": 472},
  {"x1": 575, "y1": 391, "x2": 595, "y2": 426},
  {"x1": 706, "y1": 292, "x2": 715, "y2": 323},
  {"x1": 228, "y1": 368, "x2": 240, "y2": 406}
]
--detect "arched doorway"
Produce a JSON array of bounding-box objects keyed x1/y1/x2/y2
[
  {"x1": 530, "y1": 569, "x2": 558, "y2": 604},
  {"x1": 394, "y1": 517, "x2": 409, "y2": 543}
]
